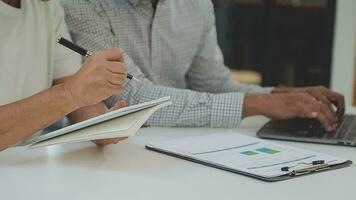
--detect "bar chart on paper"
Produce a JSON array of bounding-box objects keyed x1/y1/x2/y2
[{"x1": 148, "y1": 133, "x2": 348, "y2": 178}]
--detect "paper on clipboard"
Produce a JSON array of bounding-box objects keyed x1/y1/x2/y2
[{"x1": 147, "y1": 133, "x2": 351, "y2": 179}]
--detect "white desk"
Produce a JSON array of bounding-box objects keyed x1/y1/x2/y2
[{"x1": 1, "y1": 116, "x2": 355, "y2": 200}]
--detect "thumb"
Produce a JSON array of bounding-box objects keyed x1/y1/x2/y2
[{"x1": 109, "y1": 100, "x2": 127, "y2": 112}]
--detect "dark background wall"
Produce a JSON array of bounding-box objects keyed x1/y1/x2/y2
[{"x1": 213, "y1": 0, "x2": 336, "y2": 87}]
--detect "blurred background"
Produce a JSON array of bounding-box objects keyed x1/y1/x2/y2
[{"x1": 212, "y1": 0, "x2": 356, "y2": 105}]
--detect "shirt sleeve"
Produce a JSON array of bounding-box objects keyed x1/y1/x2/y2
[
  {"x1": 52, "y1": 0, "x2": 81, "y2": 80},
  {"x1": 62, "y1": 0, "x2": 245, "y2": 128},
  {"x1": 186, "y1": 0, "x2": 274, "y2": 94}
]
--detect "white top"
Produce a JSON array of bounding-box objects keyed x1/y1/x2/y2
[{"x1": 0, "y1": 0, "x2": 81, "y2": 105}]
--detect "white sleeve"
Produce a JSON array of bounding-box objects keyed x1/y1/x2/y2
[{"x1": 52, "y1": 0, "x2": 81, "y2": 80}]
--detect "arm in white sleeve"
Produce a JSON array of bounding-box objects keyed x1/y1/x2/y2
[{"x1": 52, "y1": 0, "x2": 81, "y2": 80}]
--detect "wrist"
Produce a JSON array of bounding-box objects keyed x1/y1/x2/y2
[
  {"x1": 243, "y1": 94, "x2": 270, "y2": 118},
  {"x1": 272, "y1": 87, "x2": 292, "y2": 94},
  {"x1": 61, "y1": 80, "x2": 84, "y2": 109}
]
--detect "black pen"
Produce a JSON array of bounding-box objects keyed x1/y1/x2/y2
[{"x1": 56, "y1": 37, "x2": 139, "y2": 82}]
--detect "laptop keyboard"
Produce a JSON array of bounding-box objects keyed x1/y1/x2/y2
[
  {"x1": 264, "y1": 115, "x2": 356, "y2": 142},
  {"x1": 312, "y1": 115, "x2": 356, "y2": 141},
  {"x1": 332, "y1": 115, "x2": 353, "y2": 140}
]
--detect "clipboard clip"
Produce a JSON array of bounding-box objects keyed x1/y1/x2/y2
[{"x1": 281, "y1": 160, "x2": 331, "y2": 176}]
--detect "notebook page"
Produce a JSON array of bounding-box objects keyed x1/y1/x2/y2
[
  {"x1": 20, "y1": 97, "x2": 171, "y2": 145},
  {"x1": 31, "y1": 102, "x2": 172, "y2": 148}
]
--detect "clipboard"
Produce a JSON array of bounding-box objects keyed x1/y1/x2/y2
[{"x1": 146, "y1": 133, "x2": 352, "y2": 182}]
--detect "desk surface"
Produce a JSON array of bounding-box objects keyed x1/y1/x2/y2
[{"x1": 1, "y1": 115, "x2": 356, "y2": 200}]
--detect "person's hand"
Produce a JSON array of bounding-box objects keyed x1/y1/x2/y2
[
  {"x1": 64, "y1": 48, "x2": 127, "y2": 108},
  {"x1": 93, "y1": 100, "x2": 128, "y2": 146},
  {"x1": 273, "y1": 86, "x2": 345, "y2": 117},
  {"x1": 244, "y1": 93, "x2": 339, "y2": 131}
]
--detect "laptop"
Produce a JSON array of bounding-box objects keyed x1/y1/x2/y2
[{"x1": 257, "y1": 114, "x2": 356, "y2": 147}]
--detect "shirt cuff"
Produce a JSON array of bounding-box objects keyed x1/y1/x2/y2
[
  {"x1": 210, "y1": 92, "x2": 245, "y2": 128},
  {"x1": 263, "y1": 87, "x2": 275, "y2": 93},
  {"x1": 249, "y1": 87, "x2": 275, "y2": 94}
]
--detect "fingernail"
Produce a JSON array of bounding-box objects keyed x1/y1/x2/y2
[
  {"x1": 333, "y1": 124, "x2": 338, "y2": 129},
  {"x1": 310, "y1": 112, "x2": 318, "y2": 117},
  {"x1": 326, "y1": 126, "x2": 333, "y2": 132}
]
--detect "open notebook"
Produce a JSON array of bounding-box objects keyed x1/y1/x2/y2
[
  {"x1": 146, "y1": 132, "x2": 352, "y2": 181},
  {"x1": 21, "y1": 97, "x2": 171, "y2": 148}
]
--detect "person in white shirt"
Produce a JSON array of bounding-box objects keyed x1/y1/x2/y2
[{"x1": 0, "y1": 0, "x2": 128, "y2": 150}]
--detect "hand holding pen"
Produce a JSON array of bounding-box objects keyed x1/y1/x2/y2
[
  {"x1": 57, "y1": 37, "x2": 139, "y2": 82},
  {"x1": 57, "y1": 38, "x2": 131, "y2": 107}
]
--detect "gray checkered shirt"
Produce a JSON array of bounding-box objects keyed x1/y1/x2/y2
[{"x1": 62, "y1": 0, "x2": 273, "y2": 128}]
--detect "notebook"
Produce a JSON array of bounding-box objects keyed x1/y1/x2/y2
[
  {"x1": 146, "y1": 132, "x2": 352, "y2": 181},
  {"x1": 21, "y1": 97, "x2": 171, "y2": 148}
]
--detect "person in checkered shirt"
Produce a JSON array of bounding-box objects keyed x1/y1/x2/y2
[{"x1": 62, "y1": 0, "x2": 344, "y2": 131}]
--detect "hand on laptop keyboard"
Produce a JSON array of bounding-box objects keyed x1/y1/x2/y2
[
  {"x1": 273, "y1": 86, "x2": 345, "y2": 118},
  {"x1": 254, "y1": 93, "x2": 339, "y2": 132},
  {"x1": 271, "y1": 86, "x2": 346, "y2": 132}
]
